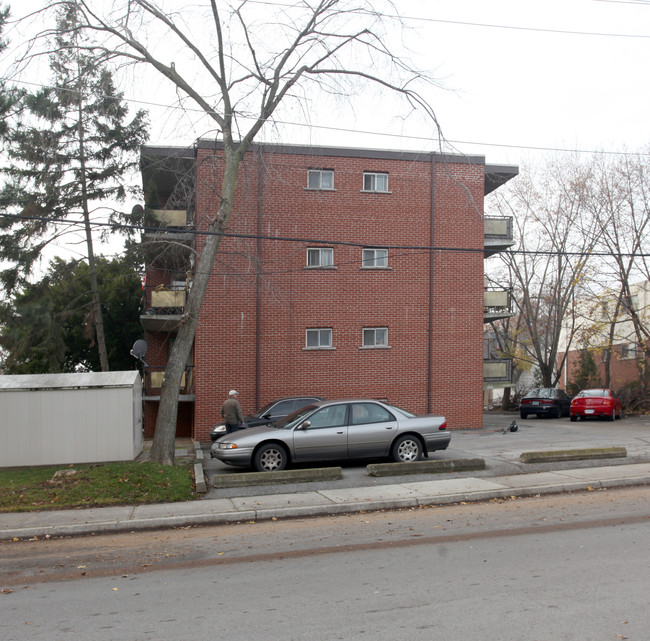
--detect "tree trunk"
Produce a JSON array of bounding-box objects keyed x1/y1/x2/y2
[
  {"x1": 150, "y1": 147, "x2": 241, "y2": 464},
  {"x1": 76, "y1": 87, "x2": 109, "y2": 372}
]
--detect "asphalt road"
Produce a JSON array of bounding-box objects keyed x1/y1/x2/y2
[
  {"x1": 202, "y1": 412, "x2": 650, "y2": 498},
  {"x1": 2, "y1": 487, "x2": 648, "y2": 641}
]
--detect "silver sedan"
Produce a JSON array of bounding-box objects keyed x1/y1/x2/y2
[{"x1": 210, "y1": 399, "x2": 451, "y2": 472}]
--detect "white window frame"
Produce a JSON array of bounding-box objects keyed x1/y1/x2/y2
[
  {"x1": 307, "y1": 247, "x2": 334, "y2": 268},
  {"x1": 621, "y1": 343, "x2": 638, "y2": 359},
  {"x1": 307, "y1": 169, "x2": 334, "y2": 190},
  {"x1": 362, "y1": 172, "x2": 389, "y2": 193},
  {"x1": 362, "y1": 248, "x2": 389, "y2": 268},
  {"x1": 305, "y1": 328, "x2": 333, "y2": 350},
  {"x1": 362, "y1": 327, "x2": 389, "y2": 348}
]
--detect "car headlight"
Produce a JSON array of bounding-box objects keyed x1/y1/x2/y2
[
  {"x1": 212, "y1": 424, "x2": 227, "y2": 434},
  {"x1": 218, "y1": 443, "x2": 238, "y2": 450}
]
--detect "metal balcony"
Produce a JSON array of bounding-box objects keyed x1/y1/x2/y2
[
  {"x1": 140, "y1": 289, "x2": 186, "y2": 332},
  {"x1": 483, "y1": 358, "x2": 513, "y2": 389},
  {"x1": 484, "y1": 216, "x2": 515, "y2": 257},
  {"x1": 484, "y1": 288, "x2": 514, "y2": 322},
  {"x1": 143, "y1": 366, "x2": 195, "y2": 401}
]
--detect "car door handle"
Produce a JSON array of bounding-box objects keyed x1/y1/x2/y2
[
  {"x1": 337, "y1": 431, "x2": 344, "y2": 434},
  {"x1": 385, "y1": 425, "x2": 393, "y2": 430}
]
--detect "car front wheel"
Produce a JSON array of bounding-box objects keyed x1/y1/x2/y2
[
  {"x1": 253, "y1": 443, "x2": 288, "y2": 472},
  {"x1": 391, "y1": 435, "x2": 423, "y2": 463},
  {"x1": 570, "y1": 415, "x2": 577, "y2": 422}
]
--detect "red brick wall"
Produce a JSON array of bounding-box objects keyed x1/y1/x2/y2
[
  {"x1": 188, "y1": 147, "x2": 486, "y2": 441},
  {"x1": 559, "y1": 347, "x2": 647, "y2": 391}
]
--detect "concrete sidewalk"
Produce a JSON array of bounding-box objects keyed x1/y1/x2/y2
[{"x1": 2, "y1": 461, "x2": 650, "y2": 541}]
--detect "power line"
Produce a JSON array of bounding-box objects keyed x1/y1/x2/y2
[
  {"x1": 2, "y1": 76, "x2": 647, "y2": 159},
  {"x1": 250, "y1": 0, "x2": 650, "y2": 39},
  {"x1": 1, "y1": 211, "x2": 649, "y2": 260}
]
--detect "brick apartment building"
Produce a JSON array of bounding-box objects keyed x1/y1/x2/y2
[{"x1": 140, "y1": 141, "x2": 517, "y2": 442}]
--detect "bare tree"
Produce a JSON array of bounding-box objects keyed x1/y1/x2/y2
[
  {"x1": 583, "y1": 151, "x2": 650, "y2": 392},
  {"x1": 486, "y1": 156, "x2": 603, "y2": 389},
  {"x1": 24, "y1": 1, "x2": 444, "y2": 463}
]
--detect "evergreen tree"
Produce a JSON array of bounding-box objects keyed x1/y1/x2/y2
[
  {"x1": 0, "y1": 255, "x2": 143, "y2": 374},
  {"x1": 0, "y1": 3, "x2": 148, "y2": 370}
]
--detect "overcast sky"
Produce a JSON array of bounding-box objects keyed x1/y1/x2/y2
[{"x1": 6, "y1": 0, "x2": 650, "y2": 172}]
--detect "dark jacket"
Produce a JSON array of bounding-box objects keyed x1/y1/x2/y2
[{"x1": 221, "y1": 397, "x2": 244, "y2": 424}]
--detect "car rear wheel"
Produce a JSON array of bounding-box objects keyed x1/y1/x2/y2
[
  {"x1": 391, "y1": 435, "x2": 423, "y2": 463},
  {"x1": 570, "y1": 415, "x2": 577, "y2": 422},
  {"x1": 254, "y1": 443, "x2": 288, "y2": 472},
  {"x1": 609, "y1": 409, "x2": 616, "y2": 422},
  {"x1": 520, "y1": 412, "x2": 528, "y2": 419}
]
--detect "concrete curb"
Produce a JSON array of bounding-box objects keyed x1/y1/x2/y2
[
  {"x1": 367, "y1": 458, "x2": 486, "y2": 477},
  {"x1": 212, "y1": 467, "x2": 343, "y2": 488},
  {"x1": 192, "y1": 440, "x2": 207, "y2": 493},
  {"x1": 519, "y1": 447, "x2": 627, "y2": 464}
]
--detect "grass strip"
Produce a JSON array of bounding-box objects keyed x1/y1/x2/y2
[{"x1": 0, "y1": 462, "x2": 196, "y2": 513}]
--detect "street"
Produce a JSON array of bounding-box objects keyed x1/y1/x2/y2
[{"x1": 2, "y1": 486, "x2": 649, "y2": 640}]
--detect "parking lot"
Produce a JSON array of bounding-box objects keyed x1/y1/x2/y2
[{"x1": 202, "y1": 412, "x2": 650, "y2": 499}]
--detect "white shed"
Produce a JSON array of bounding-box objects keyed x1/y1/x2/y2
[{"x1": 0, "y1": 371, "x2": 143, "y2": 467}]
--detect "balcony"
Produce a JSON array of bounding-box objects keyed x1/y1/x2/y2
[
  {"x1": 142, "y1": 209, "x2": 194, "y2": 270},
  {"x1": 140, "y1": 288, "x2": 186, "y2": 332},
  {"x1": 484, "y1": 216, "x2": 515, "y2": 257},
  {"x1": 143, "y1": 366, "x2": 195, "y2": 401},
  {"x1": 484, "y1": 288, "x2": 514, "y2": 322},
  {"x1": 484, "y1": 358, "x2": 513, "y2": 389}
]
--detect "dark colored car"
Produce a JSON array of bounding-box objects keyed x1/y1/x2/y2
[
  {"x1": 570, "y1": 389, "x2": 623, "y2": 421},
  {"x1": 211, "y1": 398, "x2": 451, "y2": 472},
  {"x1": 210, "y1": 396, "x2": 324, "y2": 441},
  {"x1": 519, "y1": 388, "x2": 571, "y2": 419}
]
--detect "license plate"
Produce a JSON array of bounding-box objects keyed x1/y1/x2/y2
[
  {"x1": 532, "y1": 401, "x2": 539, "y2": 405},
  {"x1": 585, "y1": 409, "x2": 594, "y2": 414}
]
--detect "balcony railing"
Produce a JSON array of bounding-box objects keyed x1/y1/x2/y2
[
  {"x1": 484, "y1": 216, "x2": 515, "y2": 257},
  {"x1": 143, "y1": 366, "x2": 194, "y2": 400},
  {"x1": 483, "y1": 358, "x2": 513, "y2": 388},
  {"x1": 484, "y1": 288, "x2": 514, "y2": 322},
  {"x1": 140, "y1": 287, "x2": 187, "y2": 332}
]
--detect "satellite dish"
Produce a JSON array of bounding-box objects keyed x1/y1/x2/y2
[{"x1": 130, "y1": 339, "x2": 148, "y2": 366}]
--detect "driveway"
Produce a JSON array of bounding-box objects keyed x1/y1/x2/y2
[{"x1": 201, "y1": 412, "x2": 650, "y2": 499}]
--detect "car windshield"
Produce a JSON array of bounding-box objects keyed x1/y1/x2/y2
[
  {"x1": 526, "y1": 388, "x2": 554, "y2": 398},
  {"x1": 577, "y1": 389, "x2": 608, "y2": 398},
  {"x1": 249, "y1": 401, "x2": 277, "y2": 418},
  {"x1": 274, "y1": 404, "x2": 319, "y2": 429}
]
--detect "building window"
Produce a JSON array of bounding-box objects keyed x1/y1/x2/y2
[
  {"x1": 307, "y1": 169, "x2": 334, "y2": 190},
  {"x1": 621, "y1": 343, "x2": 638, "y2": 359},
  {"x1": 362, "y1": 327, "x2": 389, "y2": 348},
  {"x1": 305, "y1": 328, "x2": 333, "y2": 349},
  {"x1": 307, "y1": 248, "x2": 334, "y2": 268},
  {"x1": 362, "y1": 248, "x2": 388, "y2": 268},
  {"x1": 363, "y1": 172, "x2": 389, "y2": 192}
]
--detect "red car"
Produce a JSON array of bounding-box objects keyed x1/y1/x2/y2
[{"x1": 570, "y1": 389, "x2": 623, "y2": 422}]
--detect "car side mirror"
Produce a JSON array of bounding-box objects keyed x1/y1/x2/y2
[{"x1": 297, "y1": 420, "x2": 311, "y2": 430}]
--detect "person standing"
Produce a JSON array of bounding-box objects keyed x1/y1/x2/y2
[{"x1": 221, "y1": 389, "x2": 244, "y2": 434}]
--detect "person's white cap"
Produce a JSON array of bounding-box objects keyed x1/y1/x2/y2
[{"x1": 229, "y1": 389, "x2": 238, "y2": 396}]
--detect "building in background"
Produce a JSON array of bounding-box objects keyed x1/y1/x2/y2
[
  {"x1": 139, "y1": 142, "x2": 517, "y2": 441},
  {"x1": 558, "y1": 280, "x2": 650, "y2": 393}
]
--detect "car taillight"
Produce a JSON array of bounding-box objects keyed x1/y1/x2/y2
[{"x1": 439, "y1": 421, "x2": 447, "y2": 430}]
